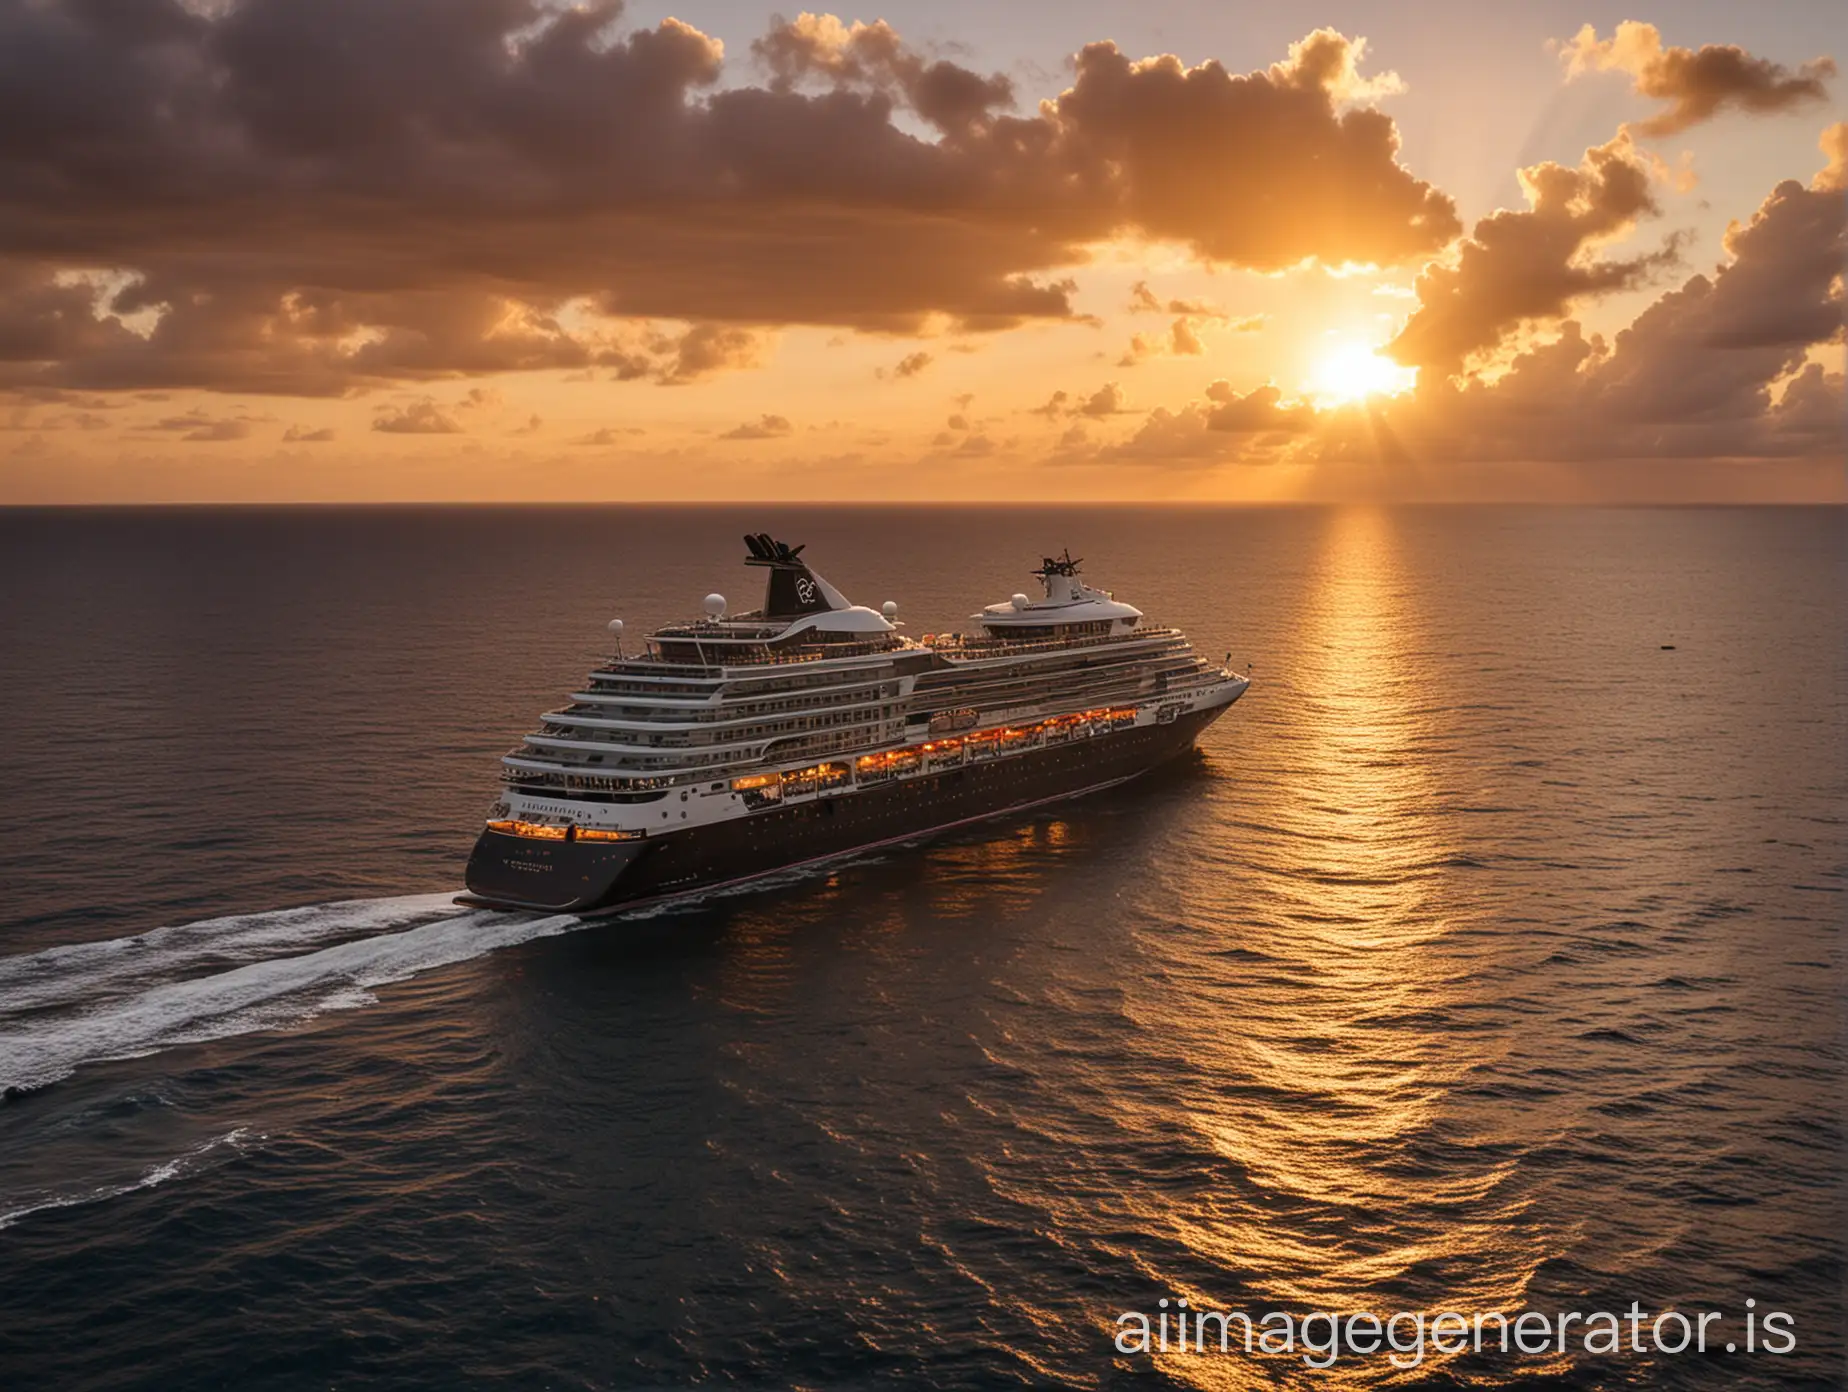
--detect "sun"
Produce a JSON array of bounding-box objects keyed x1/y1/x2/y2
[{"x1": 1309, "y1": 340, "x2": 1418, "y2": 405}]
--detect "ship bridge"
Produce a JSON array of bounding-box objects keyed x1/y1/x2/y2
[{"x1": 971, "y1": 549, "x2": 1143, "y2": 641}]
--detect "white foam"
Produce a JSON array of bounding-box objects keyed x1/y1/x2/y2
[
  {"x1": 0, "y1": 853, "x2": 883, "y2": 1090},
  {"x1": 0, "y1": 1127, "x2": 259, "y2": 1231},
  {"x1": 0, "y1": 893, "x2": 466, "y2": 1016},
  {"x1": 0, "y1": 906, "x2": 582, "y2": 1092}
]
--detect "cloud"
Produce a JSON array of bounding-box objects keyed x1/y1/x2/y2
[
  {"x1": 891, "y1": 351, "x2": 933, "y2": 379},
  {"x1": 1388, "y1": 133, "x2": 1678, "y2": 375},
  {"x1": 0, "y1": 7, "x2": 1456, "y2": 394},
  {"x1": 1101, "y1": 378, "x2": 1316, "y2": 462},
  {"x1": 1203, "y1": 380, "x2": 1317, "y2": 432},
  {"x1": 1127, "y1": 280, "x2": 1251, "y2": 320},
  {"x1": 1108, "y1": 405, "x2": 1234, "y2": 461},
  {"x1": 1128, "y1": 282, "x2": 1164, "y2": 315},
  {"x1": 720, "y1": 413, "x2": 794, "y2": 440},
  {"x1": 283, "y1": 424, "x2": 335, "y2": 442},
  {"x1": 573, "y1": 426, "x2": 647, "y2": 446},
  {"x1": 146, "y1": 409, "x2": 258, "y2": 441},
  {"x1": 1105, "y1": 128, "x2": 1845, "y2": 476},
  {"x1": 1120, "y1": 314, "x2": 1233, "y2": 365},
  {"x1": 372, "y1": 399, "x2": 462, "y2": 434},
  {"x1": 752, "y1": 13, "x2": 1016, "y2": 137},
  {"x1": 0, "y1": 395, "x2": 112, "y2": 433},
  {"x1": 657, "y1": 325, "x2": 767, "y2": 384},
  {"x1": 182, "y1": 418, "x2": 252, "y2": 442},
  {"x1": 1560, "y1": 23, "x2": 1835, "y2": 135},
  {"x1": 1122, "y1": 282, "x2": 1264, "y2": 360},
  {"x1": 1331, "y1": 127, "x2": 1847, "y2": 468},
  {"x1": 1051, "y1": 29, "x2": 1455, "y2": 267},
  {"x1": 1032, "y1": 382, "x2": 1133, "y2": 418},
  {"x1": 1512, "y1": 128, "x2": 1843, "y2": 453},
  {"x1": 1078, "y1": 383, "x2": 1129, "y2": 417},
  {"x1": 1275, "y1": 27, "x2": 1407, "y2": 104}
]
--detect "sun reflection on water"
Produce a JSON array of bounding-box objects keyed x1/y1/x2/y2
[{"x1": 1105, "y1": 510, "x2": 1555, "y2": 1387}]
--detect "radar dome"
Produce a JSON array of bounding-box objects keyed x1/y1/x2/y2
[
  {"x1": 606, "y1": 619, "x2": 624, "y2": 636},
  {"x1": 703, "y1": 593, "x2": 727, "y2": 618},
  {"x1": 882, "y1": 600, "x2": 898, "y2": 619},
  {"x1": 1010, "y1": 593, "x2": 1030, "y2": 610}
]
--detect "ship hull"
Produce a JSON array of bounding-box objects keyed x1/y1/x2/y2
[{"x1": 462, "y1": 700, "x2": 1234, "y2": 915}]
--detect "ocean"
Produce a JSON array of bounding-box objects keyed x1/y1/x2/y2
[{"x1": 0, "y1": 505, "x2": 1841, "y2": 1390}]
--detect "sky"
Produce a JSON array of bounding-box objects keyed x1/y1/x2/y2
[{"x1": 1, "y1": 0, "x2": 1842, "y2": 503}]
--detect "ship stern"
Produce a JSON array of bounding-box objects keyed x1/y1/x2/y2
[{"x1": 461, "y1": 825, "x2": 649, "y2": 912}]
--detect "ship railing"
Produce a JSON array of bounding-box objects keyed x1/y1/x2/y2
[
  {"x1": 924, "y1": 626, "x2": 1183, "y2": 661},
  {"x1": 500, "y1": 702, "x2": 1155, "y2": 797},
  {"x1": 600, "y1": 638, "x2": 905, "y2": 672}
]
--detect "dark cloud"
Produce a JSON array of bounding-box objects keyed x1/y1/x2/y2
[
  {"x1": 144, "y1": 409, "x2": 261, "y2": 441},
  {"x1": 0, "y1": 4, "x2": 1455, "y2": 394},
  {"x1": 1388, "y1": 134, "x2": 1678, "y2": 375},
  {"x1": 1362, "y1": 127, "x2": 1846, "y2": 466},
  {"x1": 182, "y1": 418, "x2": 252, "y2": 442},
  {"x1": 573, "y1": 426, "x2": 647, "y2": 446},
  {"x1": 1562, "y1": 23, "x2": 1835, "y2": 136},
  {"x1": 1203, "y1": 380, "x2": 1317, "y2": 433},
  {"x1": 1050, "y1": 30, "x2": 1456, "y2": 268},
  {"x1": 657, "y1": 325, "x2": 767, "y2": 384},
  {"x1": 284, "y1": 424, "x2": 335, "y2": 442},
  {"x1": 1105, "y1": 127, "x2": 1845, "y2": 474},
  {"x1": 719, "y1": 413, "x2": 794, "y2": 440},
  {"x1": 894, "y1": 351, "x2": 934, "y2": 378},
  {"x1": 372, "y1": 399, "x2": 461, "y2": 434},
  {"x1": 751, "y1": 14, "x2": 1015, "y2": 138},
  {"x1": 1099, "y1": 378, "x2": 1314, "y2": 462}
]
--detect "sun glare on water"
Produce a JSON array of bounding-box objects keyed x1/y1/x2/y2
[{"x1": 1310, "y1": 341, "x2": 1418, "y2": 405}]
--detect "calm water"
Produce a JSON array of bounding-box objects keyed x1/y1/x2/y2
[{"x1": 0, "y1": 506, "x2": 1841, "y2": 1390}]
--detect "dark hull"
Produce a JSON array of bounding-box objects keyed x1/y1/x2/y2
[{"x1": 463, "y1": 702, "x2": 1232, "y2": 915}]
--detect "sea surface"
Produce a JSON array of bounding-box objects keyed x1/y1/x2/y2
[{"x1": 0, "y1": 505, "x2": 1841, "y2": 1391}]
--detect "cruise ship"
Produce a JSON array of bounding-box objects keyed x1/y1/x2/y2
[{"x1": 461, "y1": 535, "x2": 1249, "y2": 913}]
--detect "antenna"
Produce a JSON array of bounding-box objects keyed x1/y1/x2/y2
[{"x1": 1032, "y1": 548, "x2": 1082, "y2": 579}]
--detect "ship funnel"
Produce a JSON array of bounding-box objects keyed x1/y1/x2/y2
[{"x1": 741, "y1": 533, "x2": 853, "y2": 619}]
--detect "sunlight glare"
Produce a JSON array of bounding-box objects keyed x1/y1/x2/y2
[{"x1": 1309, "y1": 341, "x2": 1417, "y2": 405}]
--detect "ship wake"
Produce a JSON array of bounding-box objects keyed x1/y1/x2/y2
[{"x1": 0, "y1": 896, "x2": 582, "y2": 1094}]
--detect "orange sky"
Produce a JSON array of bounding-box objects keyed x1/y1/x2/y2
[{"x1": 1, "y1": 4, "x2": 1842, "y2": 503}]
